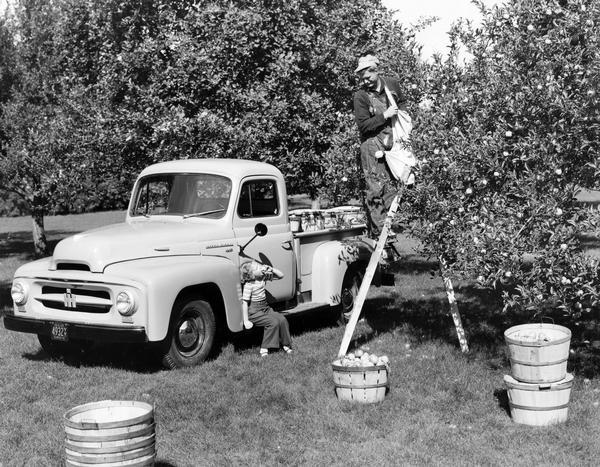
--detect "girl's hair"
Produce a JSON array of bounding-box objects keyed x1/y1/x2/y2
[{"x1": 240, "y1": 261, "x2": 256, "y2": 282}]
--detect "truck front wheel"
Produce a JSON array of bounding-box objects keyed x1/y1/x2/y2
[{"x1": 161, "y1": 299, "x2": 216, "y2": 369}]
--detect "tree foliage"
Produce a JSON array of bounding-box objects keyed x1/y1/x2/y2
[
  {"x1": 406, "y1": 0, "x2": 600, "y2": 325},
  {"x1": 0, "y1": 0, "x2": 422, "y2": 254}
]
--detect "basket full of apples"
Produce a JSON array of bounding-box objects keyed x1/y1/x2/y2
[{"x1": 332, "y1": 349, "x2": 390, "y2": 403}]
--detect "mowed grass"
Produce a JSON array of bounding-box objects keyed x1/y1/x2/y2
[{"x1": 1, "y1": 211, "x2": 600, "y2": 466}]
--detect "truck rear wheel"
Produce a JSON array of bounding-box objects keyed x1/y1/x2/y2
[
  {"x1": 337, "y1": 268, "x2": 364, "y2": 326},
  {"x1": 161, "y1": 299, "x2": 216, "y2": 369}
]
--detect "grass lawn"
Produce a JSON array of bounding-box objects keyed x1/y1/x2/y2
[{"x1": 1, "y1": 211, "x2": 599, "y2": 466}]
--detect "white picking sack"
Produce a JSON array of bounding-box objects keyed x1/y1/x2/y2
[{"x1": 384, "y1": 86, "x2": 416, "y2": 185}]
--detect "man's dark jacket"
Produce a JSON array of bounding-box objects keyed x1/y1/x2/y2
[{"x1": 353, "y1": 77, "x2": 407, "y2": 142}]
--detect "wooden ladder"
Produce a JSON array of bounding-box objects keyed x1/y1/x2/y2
[{"x1": 337, "y1": 191, "x2": 469, "y2": 358}]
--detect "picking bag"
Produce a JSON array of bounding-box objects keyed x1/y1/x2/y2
[{"x1": 384, "y1": 86, "x2": 416, "y2": 185}]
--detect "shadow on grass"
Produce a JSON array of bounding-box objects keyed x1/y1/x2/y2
[
  {"x1": 493, "y1": 388, "x2": 511, "y2": 416},
  {"x1": 22, "y1": 342, "x2": 165, "y2": 373},
  {"x1": 360, "y1": 269, "x2": 600, "y2": 378},
  {"x1": 384, "y1": 254, "x2": 440, "y2": 275},
  {"x1": 0, "y1": 280, "x2": 11, "y2": 309},
  {"x1": 361, "y1": 284, "x2": 516, "y2": 351}
]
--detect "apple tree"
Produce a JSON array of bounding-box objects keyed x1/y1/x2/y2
[{"x1": 405, "y1": 0, "x2": 600, "y2": 329}]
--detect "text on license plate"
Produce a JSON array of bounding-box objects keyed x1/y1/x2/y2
[{"x1": 51, "y1": 322, "x2": 69, "y2": 341}]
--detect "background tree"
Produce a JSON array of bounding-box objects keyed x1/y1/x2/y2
[
  {"x1": 0, "y1": 10, "x2": 25, "y2": 216},
  {"x1": 406, "y1": 0, "x2": 600, "y2": 330},
  {"x1": 0, "y1": 0, "x2": 183, "y2": 254},
  {"x1": 0, "y1": 0, "x2": 423, "y2": 252}
]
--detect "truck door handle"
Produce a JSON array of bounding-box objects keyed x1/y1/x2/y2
[{"x1": 281, "y1": 240, "x2": 292, "y2": 250}]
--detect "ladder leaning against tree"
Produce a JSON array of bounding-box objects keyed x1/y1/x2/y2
[{"x1": 337, "y1": 188, "x2": 469, "y2": 358}]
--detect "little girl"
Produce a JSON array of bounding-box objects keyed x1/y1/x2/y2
[{"x1": 240, "y1": 260, "x2": 293, "y2": 357}]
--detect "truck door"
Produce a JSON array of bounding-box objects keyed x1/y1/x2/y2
[{"x1": 233, "y1": 177, "x2": 295, "y2": 302}]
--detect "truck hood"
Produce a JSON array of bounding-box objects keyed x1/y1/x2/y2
[{"x1": 51, "y1": 220, "x2": 234, "y2": 272}]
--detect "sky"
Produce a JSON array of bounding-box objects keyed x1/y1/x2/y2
[{"x1": 382, "y1": 0, "x2": 501, "y2": 59}]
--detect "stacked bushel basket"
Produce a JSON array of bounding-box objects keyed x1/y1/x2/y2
[
  {"x1": 504, "y1": 323, "x2": 573, "y2": 426},
  {"x1": 64, "y1": 400, "x2": 156, "y2": 466}
]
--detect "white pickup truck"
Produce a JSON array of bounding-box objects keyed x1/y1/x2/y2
[{"x1": 5, "y1": 159, "x2": 386, "y2": 368}]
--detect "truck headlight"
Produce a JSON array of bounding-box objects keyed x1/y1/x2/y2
[
  {"x1": 116, "y1": 291, "x2": 136, "y2": 316},
  {"x1": 11, "y1": 281, "x2": 28, "y2": 305}
]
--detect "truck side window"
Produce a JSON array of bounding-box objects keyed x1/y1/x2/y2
[{"x1": 238, "y1": 179, "x2": 279, "y2": 218}]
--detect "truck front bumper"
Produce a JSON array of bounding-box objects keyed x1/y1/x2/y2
[{"x1": 3, "y1": 315, "x2": 148, "y2": 343}]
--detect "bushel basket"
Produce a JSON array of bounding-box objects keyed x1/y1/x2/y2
[
  {"x1": 64, "y1": 400, "x2": 156, "y2": 466},
  {"x1": 504, "y1": 323, "x2": 571, "y2": 384},
  {"x1": 504, "y1": 373, "x2": 574, "y2": 426},
  {"x1": 332, "y1": 363, "x2": 389, "y2": 404}
]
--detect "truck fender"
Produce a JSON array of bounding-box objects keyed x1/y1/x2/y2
[
  {"x1": 311, "y1": 239, "x2": 374, "y2": 305},
  {"x1": 106, "y1": 256, "x2": 243, "y2": 341}
]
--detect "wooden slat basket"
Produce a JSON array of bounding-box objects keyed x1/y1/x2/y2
[
  {"x1": 504, "y1": 373, "x2": 574, "y2": 426},
  {"x1": 504, "y1": 323, "x2": 571, "y2": 383},
  {"x1": 64, "y1": 400, "x2": 156, "y2": 466},
  {"x1": 332, "y1": 363, "x2": 389, "y2": 404}
]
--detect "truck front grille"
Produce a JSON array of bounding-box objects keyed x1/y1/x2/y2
[{"x1": 37, "y1": 285, "x2": 112, "y2": 314}]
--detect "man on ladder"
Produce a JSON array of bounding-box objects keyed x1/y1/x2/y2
[
  {"x1": 340, "y1": 55, "x2": 468, "y2": 356},
  {"x1": 353, "y1": 54, "x2": 412, "y2": 256}
]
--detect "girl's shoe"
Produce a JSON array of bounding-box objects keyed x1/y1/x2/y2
[
  {"x1": 283, "y1": 346, "x2": 293, "y2": 354},
  {"x1": 259, "y1": 348, "x2": 268, "y2": 357}
]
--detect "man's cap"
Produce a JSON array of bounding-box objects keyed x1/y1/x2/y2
[{"x1": 354, "y1": 54, "x2": 379, "y2": 74}]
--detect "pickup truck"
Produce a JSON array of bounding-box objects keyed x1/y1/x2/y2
[{"x1": 5, "y1": 159, "x2": 383, "y2": 368}]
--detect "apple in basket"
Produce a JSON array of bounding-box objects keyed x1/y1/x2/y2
[
  {"x1": 337, "y1": 352, "x2": 391, "y2": 367},
  {"x1": 378, "y1": 355, "x2": 389, "y2": 365},
  {"x1": 360, "y1": 353, "x2": 372, "y2": 365}
]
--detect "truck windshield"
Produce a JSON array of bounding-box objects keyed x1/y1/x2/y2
[{"x1": 130, "y1": 173, "x2": 232, "y2": 219}]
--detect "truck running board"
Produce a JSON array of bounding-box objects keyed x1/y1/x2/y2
[{"x1": 279, "y1": 301, "x2": 331, "y2": 316}]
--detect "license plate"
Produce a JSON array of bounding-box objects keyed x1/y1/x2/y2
[{"x1": 50, "y1": 322, "x2": 69, "y2": 341}]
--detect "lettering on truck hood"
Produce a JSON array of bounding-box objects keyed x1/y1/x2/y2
[{"x1": 50, "y1": 221, "x2": 234, "y2": 272}]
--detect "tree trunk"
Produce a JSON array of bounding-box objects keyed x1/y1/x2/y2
[{"x1": 32, "y1": 211, "x2": 48, "y2": 257}]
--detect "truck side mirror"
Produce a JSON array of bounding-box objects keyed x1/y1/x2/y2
[
  {"x1": 254, "y1": 223, "x2": 268, "y2": 237},
  {"x1": 239, "y1": 223, "x2": 269, "y2": 255}
]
